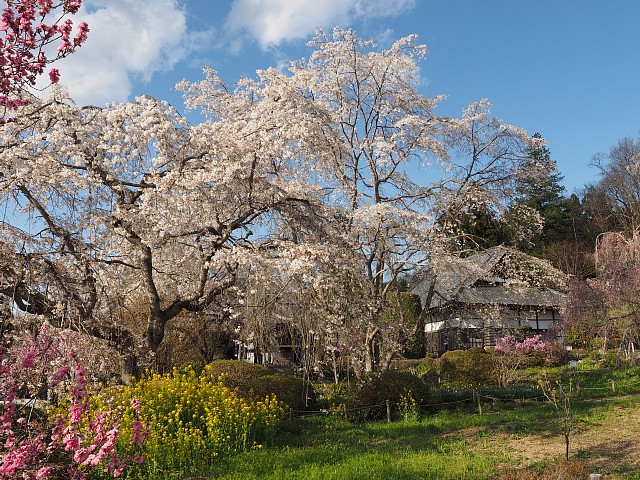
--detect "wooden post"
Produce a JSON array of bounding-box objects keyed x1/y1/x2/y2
[
  {"x1": 343, "y1": 403, "x2": 349, "y2": 422},
  {"x1": 289, "y1": 408, "x2": 293, "y2": 420},
  {"x1": 386, "y1": 399, "x2": 392, "y2": 423},
  {"x1": 612, "y1": 380, "x2": 616, "y2": 393},
  {"x1": 476, "y1": 388, "x2": 483, "y2": 416}
]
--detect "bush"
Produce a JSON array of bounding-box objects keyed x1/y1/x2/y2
[
  {"x1": 437, "y1": 348, "x2": 496, "y2": 385},
  {"x1": 347, "y1": 369, "x2": 429, "y2": 422},
  {"x1": 391, "y1": 357, "x2": 440, "y2": 383},
  {"x1": 542, "y1": 341, "x2": 568, "y2": 367},
  {"x1": 203, "y1": 360, "x2": 318, "y2": 412},
  {"x1": 1, "y1": 327, "x2": 143, "y2": 479},
  {"x1": 205, "y1": 360, "x2": 271, "y2": 394},
  {"x1": 252, "y1": 374, "x2": 318, "y2": 412}
]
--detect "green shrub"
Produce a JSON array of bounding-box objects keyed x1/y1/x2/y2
[
  {"x1": 199, "y1": 360, "x2": 318, "y2": 413},
  {"x1": 436, "y1": 349, "x2": 466, "y2": 382},
  {"x1": 391, "y1": 357, "x2": 435, "y2": 371},
  {"x1": 393, "y1": 357, "x2": 440, "y2": 383},
  {"x1": 347, "y1": 369, "x2": 429, "y2": 422},
  {"x1": 252, "y1": 374, "x2": 318, "y2": 412},
  {"x1": 437, "y1": 348, "x2": 496, "y2": 385},
  {"x1": 205, "y1": 359, "x2": 270, "y2": 394},
  {"x1": 586, "y1": 349, "x2": 618, "y2": 368}
]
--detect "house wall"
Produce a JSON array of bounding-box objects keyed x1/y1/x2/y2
[{"x1": 424, "y1": 306, "x2": 562, "y2": 355}]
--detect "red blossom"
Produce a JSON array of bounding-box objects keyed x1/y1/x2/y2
[
  {"x1": 0, "y1": 0, "x2": 89, "y2": 108},
  {"x1": 47, "y1": 66, "x2": 58, "y2": 82}
]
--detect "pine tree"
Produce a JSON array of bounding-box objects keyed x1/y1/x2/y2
[{"x1": 509, "y1": 133, "x2": 566, "y2": 254}]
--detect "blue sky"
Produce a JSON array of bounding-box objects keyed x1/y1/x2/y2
[{"x1": 51, "y1": 0, "x2": 640, "y2": 194}]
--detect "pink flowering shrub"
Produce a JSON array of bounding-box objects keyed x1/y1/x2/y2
[
  {"x1": 48, "y1": 364, "x2": 148, "y2": 479},
  {"x1": 496, "y1": 334, "x2": 566, "y2": 365},
  {"x1": 0, "y1": 326, "x2": 146, "y2": 479},
  {"x1": 495, "y1": 334, "x2": 548, "y2": 356},
  {"x1": 0, "y1": 0, "x2": 89, "y2": 109},
  {"x1": 493, "y1": 334, "x2": 566, "y2": 386}
]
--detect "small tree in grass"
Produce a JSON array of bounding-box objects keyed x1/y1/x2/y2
[{"x1": 538, "y1": 374, "x2": 574, "y2": 461}]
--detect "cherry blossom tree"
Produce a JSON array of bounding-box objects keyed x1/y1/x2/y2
[
  {"x1": 0, "y1": 28, "x2": 550, "y2": 378},
  {"x1": 0, "y1": 79, "x2": 334, "y2": 376},
  {"x1": 562, "y1": 230, "x2": 640, "y2": 357},
  {"x1": 279, "y1": 29, "x2": 542, "y2": 371},
  {"x1": 0, "y1": 0, "x2": 89, "y2": 111},
  {"x1": 234, "y1": 242, "x2": 370, "y2": 382}
]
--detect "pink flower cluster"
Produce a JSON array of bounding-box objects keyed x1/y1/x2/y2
[
  {"x1": 0, "y1": 0, "x2": 89, "y2": 108},
  {"x1": 0, "y1": 329, "x2": 146, "y2": 479},
  {"x1": 495, "y1": 334, "x2": 548, "y2": 355},
  {"x1": 50, "y1": 364, "x2": 148, "y2": 478}
]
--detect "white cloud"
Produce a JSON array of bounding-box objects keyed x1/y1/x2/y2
[
  {"x1": 225, "y1": 0, "x2": 416, "y2": 50},
  {"x1": 48, "y1": 0, "x2": 190, "y2": 106}
]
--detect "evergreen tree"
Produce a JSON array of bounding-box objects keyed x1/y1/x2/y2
[
  {"x1": 451, "y1": 203, "x2": 509, "y2": 251},
  {"x1": 509, "y1": 133, "x2": 566, "y2": 254}
]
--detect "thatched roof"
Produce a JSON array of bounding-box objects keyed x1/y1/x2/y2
[{"x1": 411, "y1": 246, "x2": 567, "y2": 310}]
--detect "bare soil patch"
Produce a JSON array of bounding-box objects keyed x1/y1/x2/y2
[{"x1": 448, "y1": 399, "x2": 640, "y2": 478}]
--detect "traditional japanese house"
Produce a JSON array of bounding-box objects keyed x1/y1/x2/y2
[{"x1": 410, "y1": 246, "x2": 568, "y2": 355}]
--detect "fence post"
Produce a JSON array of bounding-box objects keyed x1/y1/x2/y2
[
  {"x1": 343, "y1": 402, "x2": 349, "y2": 422},
  {"x1": 475, "y1": 388, "x2": 483, "y2": 416},
  {"x1": 386, "y1": 399, "x2": 392, "y2": 423},
  {"x1": 611, "y1": 380, "x2": 616, "y2": 393},
  {"x1": 289, "y1": 408, "x2": 293, "y2": 420}
]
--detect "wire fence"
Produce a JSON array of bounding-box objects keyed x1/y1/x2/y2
[{"x1": 285, "y1": 374, "x2": 640, "y2": 421}]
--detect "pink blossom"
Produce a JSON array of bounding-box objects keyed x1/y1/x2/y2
[
  {"x1": 21, "y1": 350, "x2": 36, "y2": 368},
  {"x1": 69, "y1": 404, "x2": 83, "y2": 424},
  {"x1": 34, "y1": 466, "x2": 52, "y2": 479},
  {"x1": 0, "y1": 0, "x2": 88, "y2": 109},
  {"x1": 0, "y1": 327, "x2": 144, "y2": 479},
  {"x1": 48, "y1": 67, "x2": 59, "y2": 83},
  {"x1": 51, "y1": 365, "x2": 71, "y2": 384}
]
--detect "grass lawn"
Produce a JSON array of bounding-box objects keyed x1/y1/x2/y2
[{"x1": 204, "y1": 394, "x2": 640, "y2": 480}]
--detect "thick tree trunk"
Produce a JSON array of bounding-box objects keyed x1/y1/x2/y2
[
  {"x1": 364, "y1": 326, "x2": 379, "y2": 373},
  {"x1": 144, "y1": 312, "x2": 167, "y2": 352}
]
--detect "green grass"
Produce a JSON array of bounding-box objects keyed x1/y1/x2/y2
[
  {"x1": 206, "y1": 416, "x2": 499, "y2": 479},
  {"x1": 119, "y1": 366, "x2": 640, "y2": 479},
  {"x1": 199, "y1": 394, "x2": 640, "y2": 480},
  {"x1": 517, "y1": 365, "x2": 640, "y2": 399}
]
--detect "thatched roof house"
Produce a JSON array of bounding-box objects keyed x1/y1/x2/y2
[{"x1": 410, "y1": 246, "x2": 568, "y2": 354}]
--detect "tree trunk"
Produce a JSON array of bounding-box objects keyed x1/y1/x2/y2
[
  {"x1": 331, "y1": 349, "x2": 339, "y2": 384},
  {"x1": 364, "y1": 326, "x2": 379, "y2": 373}
]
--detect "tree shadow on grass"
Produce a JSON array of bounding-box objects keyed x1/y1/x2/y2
[
  {"x1": 207, "y1": 397, "x2": 634, "y2": 480},
  {"x1": 208, "y1": 418, "x2": 489, "y2": 479}
]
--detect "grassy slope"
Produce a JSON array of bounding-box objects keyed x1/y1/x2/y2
[{"x1": 205, "y1": 395, "x2": 640, "y2": 480}]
